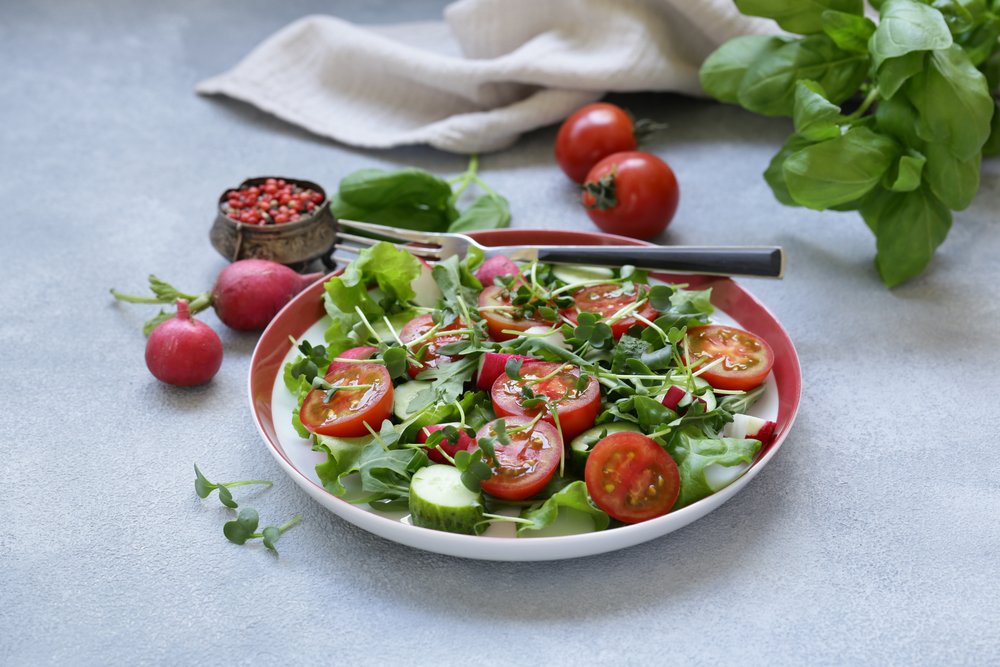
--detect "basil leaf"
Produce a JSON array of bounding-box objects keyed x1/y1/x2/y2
[
  {"x1": 874, "y1": 95, "x2": 923, "y2": 147},
  {"x1": 885, "y1": 152, "x2": 926, "y2": 193},
  {"x1": 792, "y1": 80, "x2": 844, "y2": 141},
  {"x1": 337, "y1": 168, "x2": 454, "y2": 210},
  {"x1": 783, "y1": 126, "x2": 899, "y2": 209},
  {"x1": 699, "y1": 35, "x2": 788, "y2": 104},
  {"x1": 738, "y1": 35, "x2": 868, "y2": 116},
  {"x1": 764, "y1": 134, "x2": 815, "y2": 206},
  {"x1": 923, "y1": 142, "x2": 981, "y2": 210},
  {"x1": 734, "y1": 0, "x2": 863, "y2": 35},
  {"x1": 869, "y1": 0, "x2": 953, "y2": 69},
  {"x1": 820, "y1": 9, "x2": 876, "y2": 52},
  {"x1": 861, "y1": 186, "x2": 953, "y2": 287},
  {"x1": 961, "y1": 17, "x2": 1000, "y2": 66},
  {"x1": 982, "y1": 101, "x2": 1000, "y2": 157},
  {"x1": 877, "y1": 50, "x2": 926, "y2": 99},
  {"x1": 907, "y1": 44, "x2": 994, "y2": 161},
  {"x1": 448, "y1": 194, "x2": 511, "y2": 233}
]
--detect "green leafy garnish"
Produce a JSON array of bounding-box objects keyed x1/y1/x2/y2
[
  {"x1": 193, "y1": 464, "x2": 273, "y2": 509},
  {"x1": 516, "y1": 481, "x2": 610, "y2": 535},
  {"x1": 223, "y1": 508, "x2": 302, "y2": 554},
  {"x1": 700, "y1": 0, "x2": 999, "y2": 286}
]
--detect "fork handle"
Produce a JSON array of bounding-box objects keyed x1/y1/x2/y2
[{"x1": 492, "y1": 245, "x2": 784, "y2": 278}]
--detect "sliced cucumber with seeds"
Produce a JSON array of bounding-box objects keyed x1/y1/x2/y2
[
  {"x1": 569, "y1": 422, "x2": 642, "y2": 473},
  {"x1": 551, "y1": 265, "x2": 614, "y2": 286},
  {"x1": 393, "y1": 380, "x2": 432, "y2": 420},
  {"x1": 408, "y1": 464, "x2": 485, "y2": 535}
]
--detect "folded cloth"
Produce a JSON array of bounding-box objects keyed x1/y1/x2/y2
[{"x1": 196, "y1": 0, "x2": 775, "y2": 153}]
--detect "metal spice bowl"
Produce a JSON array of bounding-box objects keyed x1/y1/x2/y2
[{"x1": 209, "y1": 176, "x2": 338, "y2": 268}]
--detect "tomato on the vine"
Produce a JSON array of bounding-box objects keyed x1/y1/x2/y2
[
  {"x1": 555, "y1": 103, "x2": 639, "y2": 183},
  {"x1": 491, "y1": 361, "x2": 600, "y2": 440},
  {"x1": 685, "y1": 324, "x2": 774, "y2": 391},
  {"x1": 562, "y1": 282, "x2": 659, "y2": 339},
  {"x1": 584, "y1": 431, "x2": 680, "y2": 523},
  {"x1": 474, "y1": 416, "x2": 562, "y2": 500},
  {"x1": 298, "y1": 363, "x2": 393, "y2": 437},
  {"x1": 581, "y1": 151, "x2": 679, "y2": 240}
]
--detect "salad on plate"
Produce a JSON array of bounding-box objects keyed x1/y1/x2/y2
[{"x1": 280, "y1": 242, "x2": 778, "y2": 537}]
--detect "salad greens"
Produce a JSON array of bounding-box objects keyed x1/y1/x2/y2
[
  {"x1": 700, "y1": 0, "x2": 1000, "y2": 287},
  {"x1": 283, "y1": 243, "x2": 771, "y2": 536}
]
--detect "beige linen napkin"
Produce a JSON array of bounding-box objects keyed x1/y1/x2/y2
[{"x1": 196, "y1": 0, "x2": 775, "y2": 153}]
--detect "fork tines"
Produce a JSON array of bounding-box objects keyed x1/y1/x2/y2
[{"x1": 331, "y1": 219, "x2": 443, "y2": 266}]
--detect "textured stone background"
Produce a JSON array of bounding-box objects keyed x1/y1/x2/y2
[{"x1": 2, "y1": 1, "x2": 998, "y2": 665}]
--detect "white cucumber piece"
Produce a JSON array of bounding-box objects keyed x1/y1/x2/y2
[
  {"x1": 523, "y1": 325, "x2": 568, "y2": 349},
  {"x1": 723, "y1": 414, "x2": 770, "y2": 439},
  {"x1": 392, "y1": 380, "x2": 432, "y2": 420},
  {"x1": 370, "y1": 309, "x2": 418, "y2": 344},
  {"x1": 411, "y1": 261, "x2": 442, "y2": 307},
  {"x1": 408, "y1": 465, "x2": 484, "y2": 535},
  {"x1": 552, "y1": 265, "x2": 614, "y2": 286}
]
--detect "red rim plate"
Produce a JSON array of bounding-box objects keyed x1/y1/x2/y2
[{"x1": 248, "y1": 229, "x2": 802, "y2": 560}]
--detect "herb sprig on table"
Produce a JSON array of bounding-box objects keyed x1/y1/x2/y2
[{"x1": 700, "y1": 0, "x2": 1000, "y2": 287}]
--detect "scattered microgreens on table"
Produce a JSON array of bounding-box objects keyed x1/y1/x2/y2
[
  {"x1": 700, "y1": 0, "x2": 1000, "y2": 287},
  {"x1": 194, "y1": 464, "x2": 301, "y2": 554},
  {"x1": 281, "y1": 242, "x2": 771, "y2": 536}
]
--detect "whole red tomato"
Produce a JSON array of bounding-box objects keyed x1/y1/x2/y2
[
  {"x1": 555, "y1": 103, "x2": 638, "y2": 183},
  {"x1": 581, "y1": 151, "x2": 679, "y2": 240}
]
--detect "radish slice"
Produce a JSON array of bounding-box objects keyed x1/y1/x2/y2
[
  {"x1": 476, "y1": 352, "x2": 535, "y2": 390},
  {"x1": 724, "y1": 414, "x2": 778, "y2": 445},
  {"x1": 661, "y1": 385, "x2": 687, "y2": 410},
  {"x1": 328, "y1": 345, "x2": 378, "y2": 371},
  {"x1": 475, "y1": 255, "x2": 521, "y2": 286},
  {"x1": 411, "y1": 259, "x2": 442, "y2": 307},
  {"x1": 416, "y1": 423, "x2": 477, "y2": 464}
]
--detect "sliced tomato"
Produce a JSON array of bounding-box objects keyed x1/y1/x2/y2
[
  {"x1": 562, "y1": 282, "x2": 659, "y2": 339},
  {"x1": 473, "y1": 416, "x2": 562, "y2": 500},
  {"x1": 584, "y1": 432, "x2": 680, "y2": 523},
  {"x1": 685, "y1": 324, "x2": 774, "y2": 391},
  {"x1": 491, "y1": 361, "x2": 600, "y2": 440},
  {"x1": 477, "y1": 285, "x2": 549, "y2": 342},
  {"x1": 416, "y1": 423, "x2": 477, "y2": 465},
  {"x1": 399, "y1": 313, "x2": 467, "y2": 379},
  {"x1": 299, "y1": 363, "x2": 393, "y2": 437}
]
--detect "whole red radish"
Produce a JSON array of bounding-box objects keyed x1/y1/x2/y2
[
  {"x1": 328, "y1": 345, "x2": 378, "y2": 371},
  {"x1": 112, "y1": 259, "x2": 323, "y2": 335},
  {"x1": 475, "y1": 255, "x2": 521, "y2": 287},
  {"x1": 211, "y1": 259, "x2": 322, "y2": 331},
  {"x1": 145, "y1": 299, "x2": 223, "y2": 386}
]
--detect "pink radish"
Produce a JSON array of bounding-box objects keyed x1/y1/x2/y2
[
  {"x1": 328, "y1": 345, "x2": 378, "y2": 371},
  {"x1": 211, "y1": 259, "x2": 323, "y2": 331},
  {"x1": 661, "y1": 385, "x2": 687, "y2": 410},
  {"x1": 725, "y1": 414, "x2": 778, "y2": 447},
  {"x1": 145, "y1": 299, "x2": 223, "y2": 386},
  {"x1": 475, "y1": 255, "x2": 521, "y2": 286},
  {"x1": 416, "y1": 423, "x2": 477, "y2": 464},
  {"x1": 112, "y1": 259, "x2": 323, "y2": 334},
  {"x1": 476, "y1": 352, "x2": 536, "y2": 390}
]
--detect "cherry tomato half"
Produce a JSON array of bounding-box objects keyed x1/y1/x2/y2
[
  {"x1": 581, "y1": 151, "x2": 679, "y2": 240},
  {"x1": 584, "y1": 431, "x2": 680, "y2": 524},
  {"x1": 685, "y1": 324, "x2": 775, "y2": 391},
  {"x1": 562, "y1": 282, "x2": 659, "y2": 339},
  {"x1": 477, "y1": 285, "x2": 549, "y2": 342},
  {"x1": 555, "y1": 103, "x2": 638, "y2": 183},
  {"x1": 399, "y1": 313, "x2": 467, "y2": 379},
  {"x1": 299, "y1": 363, "x2": 393, "y2": 437},
  {"x1": 473, "y1": 416, "x2": 562, "y2": 500},
  {"x1": 491, "y1": 361, "x2": 600, "y2": 440}
]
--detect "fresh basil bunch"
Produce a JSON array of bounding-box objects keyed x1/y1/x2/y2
[
  {"x1": 700, "y1": 0, "x2": 1000, "y2": 287},
  {"x1": 329, "y1": 155, "x2": 511, "y2": 234}
]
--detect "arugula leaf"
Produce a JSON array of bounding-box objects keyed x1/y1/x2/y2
[
  {"x1": 668, "y1": 433, "x2": 762, "y2": 509},
  {"x1": 516, "y1": 481, "x2": 610, "y2": 535}
]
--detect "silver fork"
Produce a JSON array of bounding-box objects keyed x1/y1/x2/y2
[{"x1": 330, "y1": 219, "x2": 785, "y2": 278}]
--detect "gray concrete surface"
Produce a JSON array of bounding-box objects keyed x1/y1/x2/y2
[{"x1": 2, "y1": 1, "x2": 998, "y2": 665}]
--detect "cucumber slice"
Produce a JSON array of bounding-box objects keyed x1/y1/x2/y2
[
  {"x1": 551, "y1": 265, "x2": 614, "y2": 286},
  {"x1": 568, "y1": 422, "x2": 642, "y2": 472},
  {"x1": 393, "y1": 380, "x2": 432, "y2": 420},
  {"x1": 408, "y1": 465, "x2": 484, "y2": 535}
]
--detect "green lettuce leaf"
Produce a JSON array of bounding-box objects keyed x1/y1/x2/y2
[
  {"x1": 517, "y1": 481, "x2": 610, "y2": 535},
  {"x1": 668, "y1": 432, "x2": 761, "y2": 509}
]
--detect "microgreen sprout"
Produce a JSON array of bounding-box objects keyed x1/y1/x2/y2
[
  {"x1": 194, "y1": 464, "x2": 273, "y2": 509},
  {"x1": 223, "y1": 508, "x2": 302, "y2": 554}
]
